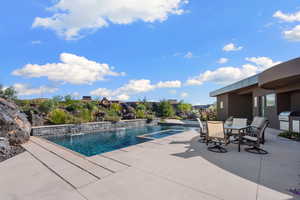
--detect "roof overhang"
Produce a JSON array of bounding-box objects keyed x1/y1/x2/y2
[
  {"x1": 258, "y1": 57, "x2": 300, "y2": 89},
  {"x1": 209, "y1": 75, "x2": 258, "y2": 97},
  {"x1": 210, "y1": 57, "x2": 300, "y2": 97}
]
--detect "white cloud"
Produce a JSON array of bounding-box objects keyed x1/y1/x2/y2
[
  {"x1": 90, "y1": 79, "x2": 182, "y2": 100},
  {"x1": 245, "y1": 57, "x2": 281, "y2": 71},
  {"x1": 273, "y1": 10, "x2": 300, "y2": 42},
  {"x1": 184, "y1": 52, "x2": 193, "y2": 59},
  {"x1": 13, "y1": 83, "x2": 58, "y2": 96},
  {"x1": 180, "y1": 92, "x2": 188, "y2": 98},
  {"x1": 186, "y1": 57, "x2": 281, "y2": 86},
  {"x1": 90, "y1": 88, "x2": 114, "y2": 97},
  {"x1": 283, "y1": 25, "x2": 300, "y2": 41},
  {"x1": 156, "y1": 80, "x2": 181, "y2": 88},
  {"x1": 12, "y1": 53, "x2": 124, "y2": 85},
  {"x1": 223, "y1": 43, "x2": 243, "y2": 52},
  {"x1": 273, "y1": 10, "x2": 300, "y2": 22},
  {"x1": 217, "y1": 58, "x2": 229, "y2": 64},
  {"x1": 32, "y1": 0, "x2": 189, "y2": 40},
  {"x1": 116, "y1": 94, "x2": 130, "y2": 101}
]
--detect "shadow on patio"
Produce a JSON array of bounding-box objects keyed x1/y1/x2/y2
[{"x1": 169, "y1": 129, "x2": 300, "y2": 200}]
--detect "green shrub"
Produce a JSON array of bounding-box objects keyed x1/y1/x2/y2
[
  {"x1": 76, "y1": 108, "x2": 92, "y2": 123},
  {"x1": 177, "y1": 102, "x2": 192, "y2": 114},
  {"x1": 110, "y1": 103, "x2": 122, "y2": 113},
  {"x1": 157, "y1": 100, "x2": 175, "y2": 118},
  {"x1": 136, "y1": 110, "x2": 146, "y2": 119},
  {"x1": 104, "y1": 109, "x2": 121, "y2": 122},
  {"x1": 146, "y1": 114, "x2": 155, "y2": 123},
  {"x1": 65, "y1": 102, "x2": 84, "y2": 112},
  {"x1": 38, "y1": 99, "x2": 57, "y2": 114},
  {"x1": 83, "y1": 101, "x2": 98, "y2": 111},
  {"x1": 48, "y1": 109, "x2": 72, "y2": 124}
]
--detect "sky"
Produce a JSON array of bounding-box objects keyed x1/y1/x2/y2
[{"x1": 1, "y1": 0, "x2": 300, "y2": 105}]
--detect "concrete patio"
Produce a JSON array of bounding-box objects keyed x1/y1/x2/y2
[{"x1": 0, "y1": 128, "x2": 299, "y2": 200}]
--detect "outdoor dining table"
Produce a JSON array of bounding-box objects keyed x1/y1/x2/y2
[{"x1": 224, "y1": 125, "x2": 249, "y2": 152}]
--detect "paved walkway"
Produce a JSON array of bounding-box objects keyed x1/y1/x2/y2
[{"x1": 0, "y1": 128, "x2": 299, "y2": 200}]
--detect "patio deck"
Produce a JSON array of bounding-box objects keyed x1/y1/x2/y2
[{"x1": 0, "y1": 128, "x2": 299, "y2": 200}]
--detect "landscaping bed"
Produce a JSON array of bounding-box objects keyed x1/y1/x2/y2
[{"x1": 278, "y1": 131, "x2": 300, "y2": 141}]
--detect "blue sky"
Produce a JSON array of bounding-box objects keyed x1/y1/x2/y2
[{"x1": 1, "y1": 0, "x2": 300, "y2": 104}]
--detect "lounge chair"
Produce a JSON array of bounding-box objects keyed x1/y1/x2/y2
[
  {"x1": 243, "y1": 119, "x2": 269, "y2": 154},
  {"x1": 196, "y1": 118, "x2": 206, "y2": 143},
  {"x1": 206, "y1": 121, "x2": 229, "y2": 153}
]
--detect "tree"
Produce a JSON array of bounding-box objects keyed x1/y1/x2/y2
[
  {"x1": 110, "y1": 103, "x2": 122, "y2": 113},
  {"x1": 64, "y1": 94, "x2": 75, "y2": 104},
  {"x1": 52, "y1": 95, "x2": 64, "y2": 102},
  {"x1": 177, "y1": 101, "x2": 192, "y2": 114},
  {"x1": 0, "y1": 85, "x2": 3, "y2": 96},
  {"x1": 0, "y1": 86, "x2": 17, "y2": 100},
  {"x1": 157, "y1": 100, "x2": 175, "y2": 118}
]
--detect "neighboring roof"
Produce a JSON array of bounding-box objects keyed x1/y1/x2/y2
[
  {"x1": 209, "y1": 74, "x2": 258, "y2": 97},
  {"x1": 193, "y1": 104, "x2": 212, "y2": 109}
]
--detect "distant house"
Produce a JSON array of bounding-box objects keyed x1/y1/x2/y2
[
  {"x1": 193, "y1": 104, "x2": 212, "y2": 111},
  {"x1": 82, "y1": 96, "x2": 92, "y2": 101},
  {"x1": 125, "y1": 101, "x2": 159, "y2": 108},
  {"x1": 167, "y1": 99, "x2": 179, "y2": 105},
  {"x1": 99, "y1": 97, "x2": 121, "y2": 107}
]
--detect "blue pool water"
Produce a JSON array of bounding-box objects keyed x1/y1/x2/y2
[
  {"x1": 143, "y1": 130, "x2": 183, "y2": 139},
  {"x1": 45, "y1": 125, "x2": 187, "y2": 157}
]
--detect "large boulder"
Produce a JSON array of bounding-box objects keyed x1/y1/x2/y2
[{"x1": 0, "y1": 98, "x2": 31, "y2": 145}]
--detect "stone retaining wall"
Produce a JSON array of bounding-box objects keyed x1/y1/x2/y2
[{"x1": 32, "y1": 119, "x2": 159, "y2": 136}]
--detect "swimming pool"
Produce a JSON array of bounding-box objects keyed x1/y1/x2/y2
[{"x1": 45, "y1": 125, "x2": 188, "y2": 156}]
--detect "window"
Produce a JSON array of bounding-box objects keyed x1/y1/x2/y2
[
  {"x1": 254, "y1": 97, "x2": 258, "y2": 107},
  {"x1": 220, "y1": 101, "x2": 224, "y2": 109},
  {"x1": 266, "y1": 94, "x2": 276, "y2": 107}
]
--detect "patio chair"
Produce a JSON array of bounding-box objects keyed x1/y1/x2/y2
[
  {"x1": 206, "y1": 121, "x2": 229, "y2": 153},
  {"x1": 227, "y1": 118, "x2": 248, "y2": 142},
  {"x1": 224, "y1": 116, "x2": 234, "y2": 126},
  {"x1": 243, "y1": 120, "x2": 269, "y2": 154},
  {"x1": 246, "y1": 117, "x2": 267, "y2": 144},
  {"x1": 196, "y1": 118, "x2": 206, "y2": 143}
]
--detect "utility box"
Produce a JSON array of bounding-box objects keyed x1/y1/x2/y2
[{"x1": 291, "y1": 119, "x2": 300, "y2": 133}]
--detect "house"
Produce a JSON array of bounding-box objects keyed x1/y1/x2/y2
[
  {"x1": 167, "y1": 99, "x2": 178, "y2": 105},
  {"x1": 193, "y1": 104, "x2": 212, "y2": 111},
  {"x1": 210, "y1": 57, "x2": 300, "y2": 130},
  {"x1": 82, "y1": 96, "x2": 92, "y2": 101},
  {"x1": 99, "y1": 97, "x2": 121, "y2": 107}
]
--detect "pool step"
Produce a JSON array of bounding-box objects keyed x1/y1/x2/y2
[
  {"x1": 23, "y1": 137, "x2": 128, "y2": 189},
  {"x1": 30, "y1": 137, "x2": 114, "y2": 177},
  {"x1": 31, "y1": 136, "x2": 129, "y2": 172},
  {"x1": 22, "y1": 141, "x2": 98, "y2": 189}
]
